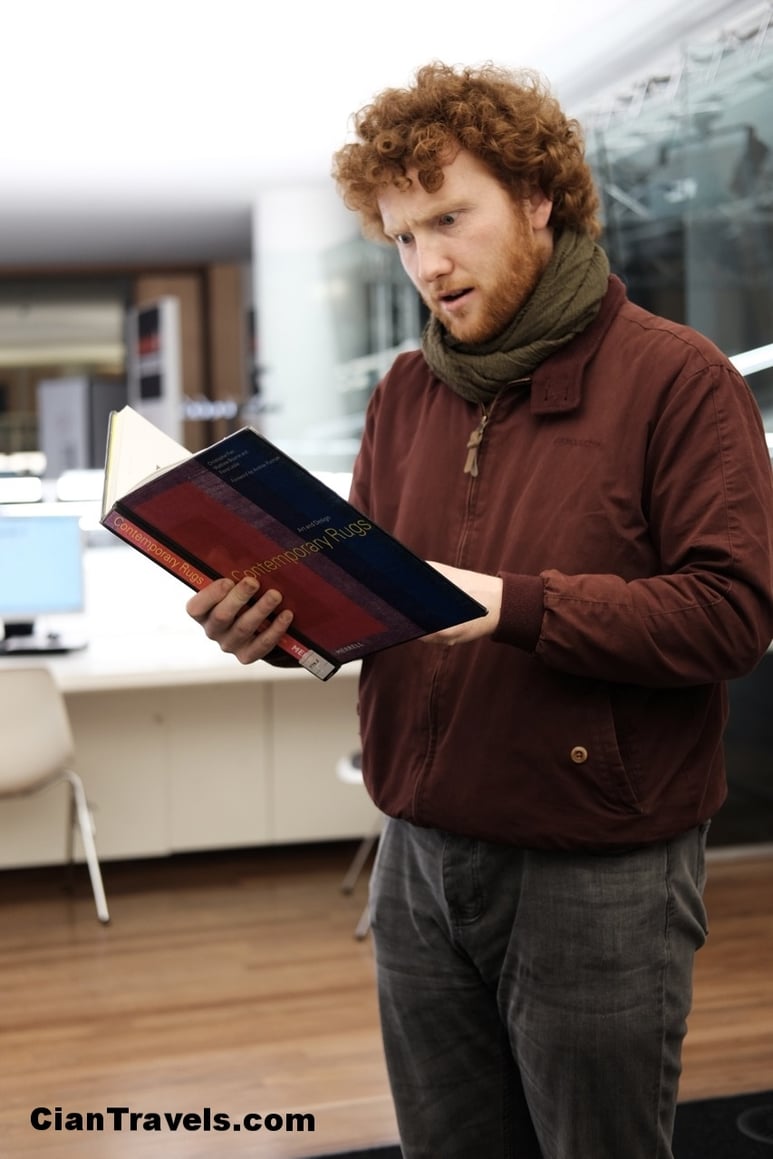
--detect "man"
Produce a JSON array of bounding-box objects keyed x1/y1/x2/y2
[{"x1": 187, "y1": 64, "x2": 773, "y2": 1159}]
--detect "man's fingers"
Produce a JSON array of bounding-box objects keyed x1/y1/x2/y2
[
  {"x1": 186, "y1": 575, "x2": 294, "y2": 665},
  {"x1": 186, "y1": 577, "x2": 235, "y2": 621}
]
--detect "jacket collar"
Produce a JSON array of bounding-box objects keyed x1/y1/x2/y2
[{"x1": 529, "y1": 276, "x2": 627, "y2": 415}]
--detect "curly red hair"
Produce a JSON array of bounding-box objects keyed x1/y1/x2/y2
[{"x1": 332, "y1": 61, "x2": 601, "y2": 241}]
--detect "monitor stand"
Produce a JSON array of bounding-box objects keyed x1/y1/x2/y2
[{"x1": 0, "y1": 620, "x2": 87, "y2": 656}]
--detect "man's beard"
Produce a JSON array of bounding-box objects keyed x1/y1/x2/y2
[{"x1": 429, "y1": 215, "x2": 549, "y2": 346}]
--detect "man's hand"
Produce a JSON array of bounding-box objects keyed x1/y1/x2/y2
[
  {"x1": 186, "y1": 576, "x2": 294, "y2": 665},
  {"x1": 422, "y1": 562, "x2": 503, "y2": 645}
]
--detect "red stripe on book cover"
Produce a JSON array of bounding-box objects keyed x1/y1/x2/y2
[
  {"x1": 125, "y1": 482, "x2": 391, "y2": 651},
  {"x1": 102, "y1": 509, "x2": 335, "y2": 678}
]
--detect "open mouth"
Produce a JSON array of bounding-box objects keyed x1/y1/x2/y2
[{"x1": 439, "y1": 288, "x2": 472, "y2": 305}]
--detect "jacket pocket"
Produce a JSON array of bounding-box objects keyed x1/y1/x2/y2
[
  {"x1": 583, "y1": 681, "x2": 644, "y2": 813},
  {"x1": 542, "y1": 673, "x2": 644, "y2": 816}
]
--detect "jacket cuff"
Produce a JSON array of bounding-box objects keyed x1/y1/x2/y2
[{"x1": 492, "y1": 573, "x2": 545, "y2": 652}]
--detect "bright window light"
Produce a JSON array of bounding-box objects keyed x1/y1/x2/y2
[
  {"x1": 729, "y1": 344, "x2": 773, "y2": 377},
  {"x1": 0, "y1": 476, "x2": 43, "y2": 504}
]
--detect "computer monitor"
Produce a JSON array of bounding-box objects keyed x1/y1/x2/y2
[{"x1": 0, "y1": 513, "x2": 86, "y2": 653}]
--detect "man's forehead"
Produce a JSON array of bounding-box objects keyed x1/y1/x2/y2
[
  {"x1": 377, "y1": 187, "x2": 443, "y2": 236},
  {"x1": 377, "y1": 152, "x2": 496, "y2": 230}
]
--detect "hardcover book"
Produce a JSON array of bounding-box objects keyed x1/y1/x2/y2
[{"x1": 100, "y1": 406, "x2": 487, "y2": 680}]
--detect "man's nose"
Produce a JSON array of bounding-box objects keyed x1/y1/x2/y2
[{"x1": 414, "y1": 238, "x2": 453, "y2": 282}]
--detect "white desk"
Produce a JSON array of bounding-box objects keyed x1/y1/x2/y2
[
  {"x1": 35, "y1": 626, "x2": 359, "y2": 693},
  {"x1": 0, "y1": 545, "x2": 373, "y2": 870}
]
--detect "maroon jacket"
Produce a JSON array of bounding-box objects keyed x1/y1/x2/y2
[{"x1": 349, "y1": 276, "x2": 773, "y2": 850}]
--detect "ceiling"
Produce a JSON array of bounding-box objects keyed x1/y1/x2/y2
[{"x1": 0, "y1": 0, "x2": 759, "y2": 270}]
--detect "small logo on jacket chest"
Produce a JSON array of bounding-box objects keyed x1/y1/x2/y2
[{"x1": 554, "y1": 436, "x2": 603, "y2": 449}]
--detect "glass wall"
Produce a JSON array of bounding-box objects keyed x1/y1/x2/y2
[
  {"x1": 583, "y1": 5, "x2": 773, "y2": 426},
  {"x1": 582, "y1": 6, "x2": 773, "y2": 847},
  {"x1": 252, "y1": 185, "x2": 423, "y2": 474}
]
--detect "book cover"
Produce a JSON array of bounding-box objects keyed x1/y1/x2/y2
[{"x1": 100, "y1": 407, "x2": 487, "y2": 680}]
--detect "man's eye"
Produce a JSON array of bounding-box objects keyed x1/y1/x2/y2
[
  {"x1": 439, "y1": 213, "x2": 457, "y2": 226},
  {"x1": 395, "y1": 233, "x2": 413, "y2": 245}
]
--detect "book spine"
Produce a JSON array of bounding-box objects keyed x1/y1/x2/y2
[{"x1": 101, "y1": 508, "x2": 337, "y2": 681}]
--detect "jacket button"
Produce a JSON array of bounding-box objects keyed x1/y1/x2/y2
[{"x1": 570, "y1": 745, "x2": 589, "y2": 764}]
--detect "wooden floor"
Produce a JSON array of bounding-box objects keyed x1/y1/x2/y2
[{"x1": 1, "y1": 841, "x2": 771, "y2": 1159}]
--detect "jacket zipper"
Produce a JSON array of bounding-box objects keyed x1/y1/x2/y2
[
  {"x1": 464, "y1": 407, "x2": 489, "y2": 477},
  {"x1": 413, "y1": 383, "x2": 527, "y2": 820},
  {"x1": 463, "y1": 380, "x2": 530, "y2": 477},
  {"x1": 414, "y1": 402, "x2": 492, "y2": 815}
]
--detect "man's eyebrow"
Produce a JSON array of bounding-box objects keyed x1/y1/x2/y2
[
  {"x1": 380, "y1": 217, "x2": 416, "y2": 240},
  {"x1": 382, "y1": 200, "x2": 466, "y2": 237}
]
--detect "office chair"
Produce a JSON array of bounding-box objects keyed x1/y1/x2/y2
[
  {"x1": 0, "y1": 666, "x2": 110, "y2": 923},
  {"x1": 336, "y1": 750, "x2": 381, "y2": 939}
]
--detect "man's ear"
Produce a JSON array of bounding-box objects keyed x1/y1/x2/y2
[{"x1": 527, "y1": 190, "x2": 553, "y2": 231}]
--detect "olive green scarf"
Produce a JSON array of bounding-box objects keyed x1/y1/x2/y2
[{"x1": 422, "y1": 230, "x2": 610, "y2": 406}]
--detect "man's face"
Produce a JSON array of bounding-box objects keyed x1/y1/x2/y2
[{"x1": 378, "y1": 149, "x2": 554, "y2": 345}]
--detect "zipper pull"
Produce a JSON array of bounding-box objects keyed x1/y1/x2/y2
[{"x1": 464, "y1": 410, "x2": 489, "y2": 477}]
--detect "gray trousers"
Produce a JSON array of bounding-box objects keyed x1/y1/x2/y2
[{"x1": 369, "y1": 817, "x2": 709, "y2": 1159}]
